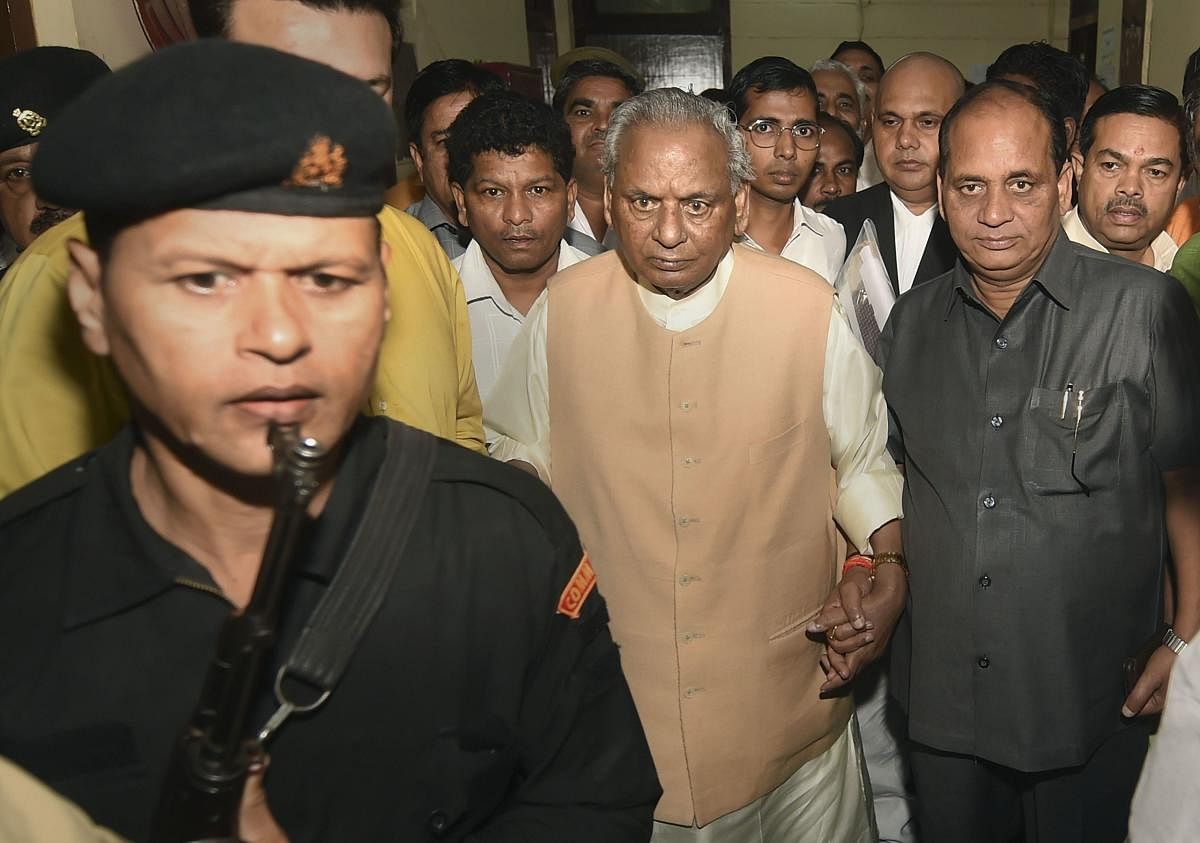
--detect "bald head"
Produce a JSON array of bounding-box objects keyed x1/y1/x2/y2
[
  {"x1": 879, "y1": 53, "x2": 965, "y2": 103},
  {"x1": 871, "y1": 52, "x2": 965, "y2": 211}
]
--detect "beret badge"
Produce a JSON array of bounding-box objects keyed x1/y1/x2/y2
[
  {"x1": 12, "y1": 107, "x2": 47, "y2": 137},
  {"x1": 285, "y1": 135, "x2": 347, "y2": 191}
]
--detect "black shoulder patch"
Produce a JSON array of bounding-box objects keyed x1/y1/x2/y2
[{"x1": 0, "y1": 452, "x2": 94, "y2": 527}]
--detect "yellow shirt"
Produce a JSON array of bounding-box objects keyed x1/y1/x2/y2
[{"x1": 0, "y1": 208, "x2": 484, "y2": 496}]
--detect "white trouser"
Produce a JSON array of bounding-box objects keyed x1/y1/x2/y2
[
  {"x1": 855, "y1": 661, "x2": 918, "y2": 842},
  {"x1": 650, "y1": 721, "x2": 871, "y2": 843}
]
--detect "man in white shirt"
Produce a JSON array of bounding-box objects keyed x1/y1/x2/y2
[
  {"x1": 488, "y1": 87, "x2": 906, "y2": 843},
  {"x1": 1065, "y1": 84, "x2": 1187, "y2": 273},
  {"x1": 551, "y1": 54, "x2": 643, "y2": 255},
  {"x1": 728, "y1": 57, "x2": 847, "y2": 283},
  {"x1": 447, "y1": 91, "x2": 589, "y2": 412},
  {"x1": 825, "y1": 53, "x2": 965, "y2": 295}
]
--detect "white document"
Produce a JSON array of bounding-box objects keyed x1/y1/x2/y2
[{"x1": 834, "y1": 219, "x2": 896, "y2": 361}]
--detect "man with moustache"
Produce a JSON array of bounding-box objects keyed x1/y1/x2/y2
[
  {"x1": 825, "y1": 52, "x2": 964, "y2": 296},
  {"x1": 447, "y1": 91, "x2": 588, "y2": 412},
  {"x1": 0, "y1": 47, "x2": 108, "y2": 277},
  {"x1": 729, "y1": 57, "x2": 846, "y2": 283},
  {"x1": 489, "y1": 87, "x2": 906, "y2": 842},
  {"x1": 803, "y1": 113, "x2": 864, "y2": 213},
  {"x1": 1065, "y1": 85, "x2": 1187, "y2": 273},
  {"x1": 552, "y1": 53, "x2": 643, "y2": 254},
  {"x1": 404, "y1": 59, "x2": 507, "y2": 259},
  {"x1": 879, "y1": 79, "x2": 1200, "y2": 842},
  {"x1": 811, "y1": 59, "x2": 867, "y2": 138},
  {"x1": 0, "y1": 40, "x2": 658, "y2": 843},
  {"x1": 0, "y1": 0, "x2": 488, "y2": 497}
]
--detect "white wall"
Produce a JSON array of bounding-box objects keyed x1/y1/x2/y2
[
  {"x1": 401, "y1": 0, "x2": 529, "y2": 68},
  {"x1": 1145, "y1": 0, "x2": 1200, "y2": 94}
]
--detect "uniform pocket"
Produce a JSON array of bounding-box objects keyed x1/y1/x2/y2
[{"x1": 1025, "y1": 382, "x2": 1123, "y2": 495}]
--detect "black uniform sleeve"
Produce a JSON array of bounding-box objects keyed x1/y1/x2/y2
[{"x1": 468, "y1": 533, "x2": 661, "y2": 843}]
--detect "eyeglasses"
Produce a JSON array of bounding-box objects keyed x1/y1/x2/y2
[{"x1": 737, "y1": 119, "x2": 823, "y2": 150}]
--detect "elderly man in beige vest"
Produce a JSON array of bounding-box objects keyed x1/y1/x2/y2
[{"x1": 488, "y1": 89, "x2": 906, "y2": 842}]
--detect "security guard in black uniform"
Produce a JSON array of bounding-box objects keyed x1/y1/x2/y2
[{"x1": 0, "y1": 41, "x2": 659, "y2": 842}]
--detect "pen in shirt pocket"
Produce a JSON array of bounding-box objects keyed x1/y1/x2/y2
[{"x1": 1060, "y1": 381, "x2": 1074, "y2": 419}]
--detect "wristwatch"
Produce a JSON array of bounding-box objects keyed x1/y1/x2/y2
[{"x1": 1163, "y1": 627, "x2": 1189, "y2": 654}]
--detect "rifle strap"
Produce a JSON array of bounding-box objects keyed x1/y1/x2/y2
[{"x1": 258, "y1": 421, "x2": 436, "y2": 743}]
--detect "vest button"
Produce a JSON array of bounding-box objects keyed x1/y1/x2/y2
[
  {"x1": 982, "y1": 495, "x2": 996, "y2": 509},
  {"x1": 377, "y1": 400, "x2": 388, "y2": 412},
  {"x1": 990, "y1": 414, "x2": 1003, "y2": 429},
  {"x1": 978, "y1": 656, "x2": 990, "y2": 669},
  {"x1": 979, "y1": 574, "x2": 992, "y2": 588},
  {"x1": 994, "y1": 336, "x2": 1009, "y2": 349}
]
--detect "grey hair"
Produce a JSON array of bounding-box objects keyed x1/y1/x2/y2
[
  {"x1": 602, "y1": 87, "x2": 754, "y2": 195},
  {"x1": 810, "y1": 58, "x2": 869, "y2": 118}
]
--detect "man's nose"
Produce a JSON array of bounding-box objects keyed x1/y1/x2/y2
[{"x1": 240, "y1": 277, "x2": 311, "y2": 366}]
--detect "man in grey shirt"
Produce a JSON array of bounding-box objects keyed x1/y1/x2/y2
[
  {"x1": 403, "y1": 59, "x2": 505, "y2": 258},
  {"x1": 878, "y1": 79, "x2": 1200, "y2": 842}
]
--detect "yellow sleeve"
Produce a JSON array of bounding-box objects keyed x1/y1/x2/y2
[
  {"x1": 374, "y1": 208, "x2": 485, "y2": 453},
  {"x1": 0, "y1": 215, "x2": 129, "y2": 497}
]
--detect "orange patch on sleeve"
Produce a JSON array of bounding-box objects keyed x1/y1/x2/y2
[{"x1": 556, "y1": 553, "x2": 597, "y2": 619}]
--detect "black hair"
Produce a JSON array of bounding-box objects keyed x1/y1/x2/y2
[
  {"x1": 446, "y1": 91, "x2": 574, "y2": 188},
  {"x1": 985, "y1": 41, "x2": 1089, "y2": 128},
  {"x1": 831, "y1": 41, "x2": 885, "y2": 78},
  {"x1": 699, "y1": 87, "x2": 729, "y2": 107},
  {"x1": 817, "y1": 112, "x2": 864, "y2": 168},
  {"x1": 188, "y1": 0, "x2": 402, "y2": 44},
  {"x1": 727, "y1": 56, "x2": 819, "y2": 122},
  {"x1": 939, "y1": 79, "x2": 1069, "y2": 177},
  {"x1": 1079, "y1": 84, "x2": 1190, "y2": 172},
  {"x1": 1183, "y1": 47, "x2": 1200, "y2": 164},
  {"x1": 403, "y1": 59, "x2": 506, "y2": 147},
  {"x1": 551, "y1": 59, "x2": 642, "y2": 115}
]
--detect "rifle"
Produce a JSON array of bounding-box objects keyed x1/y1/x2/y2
[{"x1": 150, "y1": 423, "x2": 327, "y2": 842}]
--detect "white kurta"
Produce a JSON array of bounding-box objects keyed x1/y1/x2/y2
[
  {"x1": 1062, "y1": 205, "x2": 1179, "y2": 272},
  {"x1": 738, "y1": 200, "x2": 848, "y2": 285}
]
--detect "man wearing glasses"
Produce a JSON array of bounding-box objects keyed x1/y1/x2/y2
[
  {"x1": 0, "y1": 47, "x2": 108, "y2": 278},
  {"x1": 729, "y1": 57, "x2": 847, "y2": 285}
]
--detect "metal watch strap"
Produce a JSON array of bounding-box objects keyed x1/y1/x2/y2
[{"x1": 1163, "y1": 627, "x2": 1189, "y2": 654}]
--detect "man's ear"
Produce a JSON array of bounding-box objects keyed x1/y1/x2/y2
[
  {"x1": 936, "y1": 172, "x2": 946, "y2": 221},
  {"x1": 450, "y1": 182, "x2": 468, "y2": 229},
  {"x1": 733, "y1": 181, "x2": 751, "y2": 237},
  {"x1": 1058, "y1": 159, "x2": 1075, "y2": 216},
  {"x1": 409, "y1": 141, "x2": 426, "y2": 185},
  {"x1": 65, "y1": 238, "x2": 110, "y2": 357},
  {"x1": 603, "y1": 181, "x2": 613, "y2": 229},
  {"x1": 566, "y1": 178, "x2": 578, "y2": 223}
]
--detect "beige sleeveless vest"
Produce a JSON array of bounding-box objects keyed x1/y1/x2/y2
[{"x1": 548, "y1": 245, "x2": 851, "y2": 825}]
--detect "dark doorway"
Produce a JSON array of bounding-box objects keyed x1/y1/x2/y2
[
  {"x1": 572, "y1": 0, "x2": 730, "y2": 91},
  {"x1": 0, "y1": 0, "x2": 37, "y2": 59},
  {"x1": 527, "y1": 0, "x2": 559, "y2": 102}
]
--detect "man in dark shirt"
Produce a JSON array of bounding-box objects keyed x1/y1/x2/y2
[
  {"x1": 878, "y1": 79, "x2": 1200, "y2": 842},
  {"x1": 0, "y1": 41, "x2": 658, "y2": 843}
]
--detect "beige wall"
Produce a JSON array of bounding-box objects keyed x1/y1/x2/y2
[
  {"x1": 1146, "y1": 0, "x2": 1200, "y2": 94},
  {"x1": 402, "y1": 0, "x2": 529, "y2": 68},
  {"x1": 732, "y1": 0, "x2": 1068, "y2": 82},
  {"x1": 28, "y1": 0, "x2": 151, "y2": 68}
]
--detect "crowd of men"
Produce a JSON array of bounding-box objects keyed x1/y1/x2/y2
[{"x1": 0, "y1": 1, "x2": 1199, "y2": 842}]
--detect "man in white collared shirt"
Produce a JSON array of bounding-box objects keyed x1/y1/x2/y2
[
  {"x1": 1065, "y1": 84, "x2": 1187, "y2": 273},
  {"x1": 727, "y1": 57, "x2": 847, "y2": 284},
  {"x1": 447, "y1": 90, "x2": 589, "y2": 416},
  {"x1": 825, "y1": 53, "x2": 965, "y2": 298}
]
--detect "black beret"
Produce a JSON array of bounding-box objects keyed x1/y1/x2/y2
[
  {"x1": 0, "y1": 46, "x2": 109, "y2": 153},
  {"x1": 34, "y1": 40, "x2": 397, "y2": 220}
]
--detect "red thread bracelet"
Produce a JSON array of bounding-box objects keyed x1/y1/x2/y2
[{"x1": 842, "y1": 554, "x2": 874, "y2": 576}]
